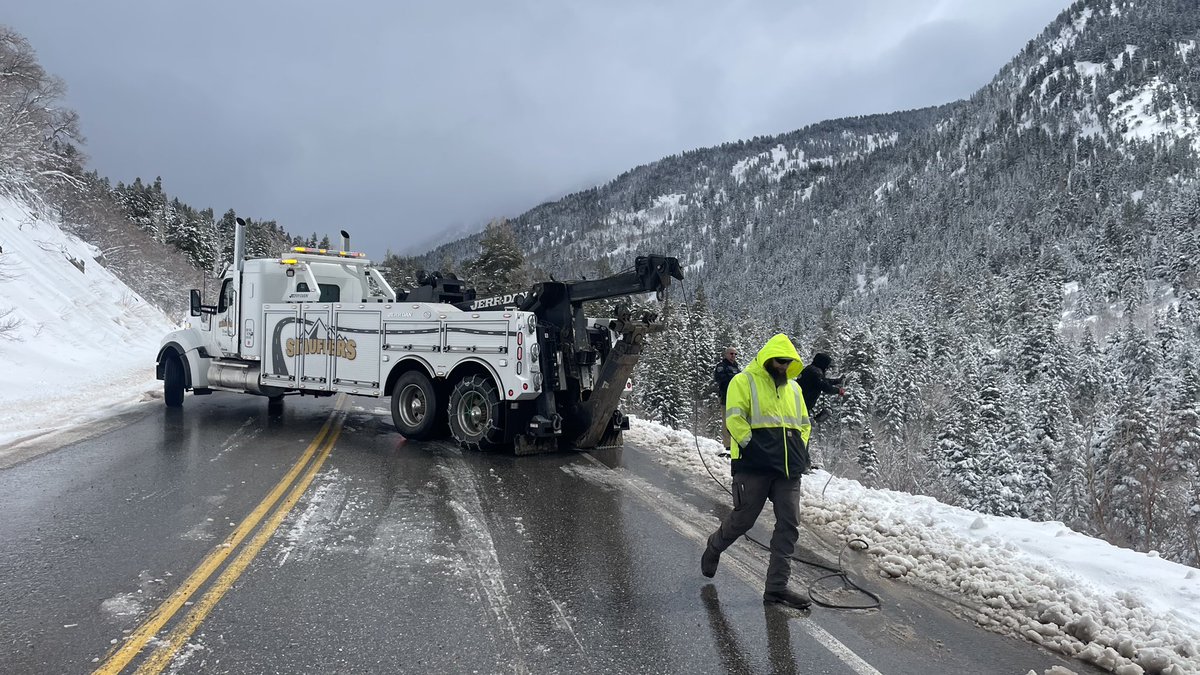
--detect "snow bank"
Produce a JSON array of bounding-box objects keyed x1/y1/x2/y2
[
  {"x1": 626, "y1": 417, "x2": 1200, "y2": 675},
  {"x1": 0, "y1": 197, "x2": 175, "y2": 450}
]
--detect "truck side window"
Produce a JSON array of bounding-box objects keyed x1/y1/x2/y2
[
  {"x1": 318, "y1": 284, "x2": 341, "y2": 302},
  {"x1": 218, "y1": 278, "x2": 234, "y2": 312}
]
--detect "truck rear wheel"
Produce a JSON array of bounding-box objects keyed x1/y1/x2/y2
[
  {"x1": 448, "y1": 375, "x2": 504, "y2": 451},
  {"x1": 392, "y1": 371, "x2": 439, "y2": 440},
  {"x1": 164, "y1": 354, "x2": 185, "y2": 408}
]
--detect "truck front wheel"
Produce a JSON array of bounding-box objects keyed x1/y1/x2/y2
[
  {"x1": 164, "y1": 355, "x2": 185, "y2": 408},
  {"x1": 448, "y1": 375, "x2": 504, "y2": 451},
  {"x1": 392, "y1": 371, "x2": 439, "y2": 440}
]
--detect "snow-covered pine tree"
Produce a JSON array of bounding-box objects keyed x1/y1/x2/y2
[
  {"x1": 1022, "y1": 336, "x2": 1077, "y2": 522},
  {"x1": 856, "y1": 424, "x2": 878, "y2": 485},
  {"x1": 686, "y1": 288, "x2": 721, "y2": 438},
  {"x1": 1095, "y1": 375, "x2": 1155, "y2": 549},
  {"x1": 975, "y1": 364, "x2": 1021, "y2": 517},
  {"x1": 934, "y1": 386, "x2": 982, "y2": 508},
  {"x1": 831, "y1": 326, "x2": 876, "y2": 474},
  {"x1": 214, "y1": 208, "x2": 238, "y2": 269},
  {"x1": 463, "y1": 219, "x2": 527, "y2": 297},
  {"x1": 164, "y1": 201, "x2": 217, "y2": 272},
  {"x1": 115, "y1": 178, "x2": 154, "y2": 232},
  {"x1": 1146, "y1": 319, "x2": 1200, "y2": 557},
  {"x1": 379, "y1": 251, "x2": 420, "y2": 293},
  {"x1": 872, "y1": 321, "x2": 924, "y2": 492}
]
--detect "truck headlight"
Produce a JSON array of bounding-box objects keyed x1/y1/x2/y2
[
  {"x1": 530, "y1": 343, "x2": 539, "y2": 361},
  {"x1": 527, "y1": 314, "x2": 536, "y2": 334}
]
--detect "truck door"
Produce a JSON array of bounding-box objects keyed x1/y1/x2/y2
[
  {"x1": 262, "y1": 306, "x2": 300, "y2": 388},
  {"x1": 215, "y1": 277, "x2": 239, "y2": 357},
  {"x1": 331, "y1": 309, "x2": 382, "y2": 396},
  {"x1": 298, "y1": 306, "x2": 333, "y2": 390}
]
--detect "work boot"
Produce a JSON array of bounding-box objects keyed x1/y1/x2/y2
[
  {"x1": 701, "y1": 544, "x2": 721, "y2": 578},
  {"x1": 763, "y1": 588, "x2": 811, "y2": 610}
]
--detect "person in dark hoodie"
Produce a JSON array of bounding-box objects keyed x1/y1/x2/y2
[
  {"x1": 797, "y1": 352, "x2": 845, "y2": 422},
  {"x1": 712, "y1": 346, "x2": 741, "y2": 455},
  {"x1": 702, "y1": 334, "x2": 812, "y2": 610}
]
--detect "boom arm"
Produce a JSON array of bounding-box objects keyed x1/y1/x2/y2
[
  {"x1": 562, "y1": 256, "x2": 684, "y2": 304},
  {"x1": 517, "y1": 255, "x2": 682, "y2": 327}
]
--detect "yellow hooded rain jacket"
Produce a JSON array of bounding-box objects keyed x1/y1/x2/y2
[{"x1": 725, "y1": 334, "x2": 813, "y2": 477}]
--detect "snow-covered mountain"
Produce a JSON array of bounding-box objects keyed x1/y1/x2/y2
[
  {"x1": 0, "y1": 197, "x2": 174, "y2": 449},
  {"x1": 427, "y1": 0, "x2": 1200, "y2": 322}
]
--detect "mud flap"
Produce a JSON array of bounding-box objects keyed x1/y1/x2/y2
[
  {"x1": 513, "y1": 435, "x2": 559, "y2": 456},
  {"x1": 592, "y1": 410, "x2": 630, "y2": 450},
  {"x1": 593, "y1": 430, "x2": 624, "y2": 451}
]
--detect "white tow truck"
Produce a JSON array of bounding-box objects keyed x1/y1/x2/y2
[{"x1": 156, "y1": 218, "x2": 682, "y2": 453}]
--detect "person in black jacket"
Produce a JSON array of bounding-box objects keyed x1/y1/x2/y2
[
  {"x1": 713, "y1": 346, "x2": 740, "y2": 454},
  {"x1": 797, "y1": 352, "x2": 844, "y2": 421}
]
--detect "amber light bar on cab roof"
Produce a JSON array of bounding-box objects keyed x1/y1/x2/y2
[{"x1": 291, "y1": 246, "x2": 366, "y2": 258}]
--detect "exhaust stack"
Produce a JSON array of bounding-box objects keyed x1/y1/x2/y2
[
  {"x1": 234, "y1": 217, "x2": 247, "y2": 272},
  {"x1": 340, "y1": 229, "x2": 350, "y2": 253}
]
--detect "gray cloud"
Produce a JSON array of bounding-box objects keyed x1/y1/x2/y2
[{"x1": 6, "y1": 0, "x2": 1070, "y2": 258}]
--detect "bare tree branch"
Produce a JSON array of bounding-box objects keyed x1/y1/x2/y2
[{"x1": 0, "y1": 306, "x2": 21, "y2": 341}]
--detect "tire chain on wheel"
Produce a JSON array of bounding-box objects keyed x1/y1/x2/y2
[{"x1": 448, "y1": 374, "x2": 504, "y2": 451}]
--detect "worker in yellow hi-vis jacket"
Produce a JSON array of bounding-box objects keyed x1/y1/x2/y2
[{"x1": 701, "y1": 333, "x2": 812, "y2": 610}]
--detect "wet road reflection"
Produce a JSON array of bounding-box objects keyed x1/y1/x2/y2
[{"x1": 701, "y1": 585, "x2": 756, "y2": 675}]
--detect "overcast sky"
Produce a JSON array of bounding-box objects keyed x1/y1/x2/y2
[{"x1": 7, "y1": 1, "x2": 1071, "y2": 259}]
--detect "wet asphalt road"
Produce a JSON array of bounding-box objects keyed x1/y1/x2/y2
[{"x1": 0, "y1": 393, "x2": 1101, "y2": 674}]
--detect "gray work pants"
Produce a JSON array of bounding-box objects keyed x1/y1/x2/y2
[{"x1": 707, "y1": 472, "x2": 802, "y2": 593}]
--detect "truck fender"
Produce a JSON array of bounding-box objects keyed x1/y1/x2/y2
[
  {"x1": 383, "y1": 356, "x2": 437, "y2": 395},
  {"x1": 445, "y1": 357, "x2": 505, "y2": 396},
  {"x1": 156, "y1": 341, "x2": 210, "y2": 390}
]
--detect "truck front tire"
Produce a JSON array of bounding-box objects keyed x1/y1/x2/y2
[
  {"x1": 448, "y1": 375, "x2": 504, "y2": 451},
  {"x1": 392, "y1": 371, "x2": 439, "y2": 440},
  {"x1": 164, "y1": 355, "x2": 185, "y2": 408}
]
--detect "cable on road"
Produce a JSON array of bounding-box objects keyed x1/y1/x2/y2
[{"x1": 677, "y1": 278, "x2": 882, "y2": 611}]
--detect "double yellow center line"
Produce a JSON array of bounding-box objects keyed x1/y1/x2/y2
[{"x1": 94, "y1": 396, "x2": 347, "y2": 675}]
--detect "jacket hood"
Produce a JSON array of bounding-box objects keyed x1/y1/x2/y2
[
  {"x1": 751, "y1": 334, "x2": 804, "y2": 380},
  {"x1": 812, "y1": 353, "x2": 832, "y2": 370}
]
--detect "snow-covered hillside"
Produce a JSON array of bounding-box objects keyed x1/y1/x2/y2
[{"x1": 0, "y1": 197, "x2": 175, "y2": 449}]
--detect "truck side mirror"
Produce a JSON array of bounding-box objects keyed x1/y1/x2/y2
[{"x1": 190, "y1": 289, "x2": 202, "y2": 317}]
